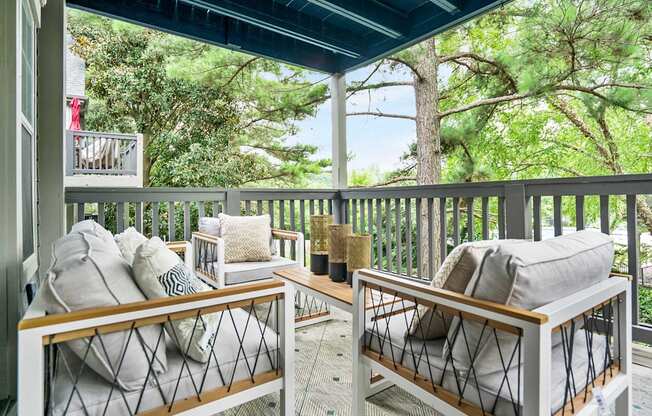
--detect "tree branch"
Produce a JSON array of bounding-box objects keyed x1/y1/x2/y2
[
  {"x1": 383, "y1": 57, "x2": 422, "y2": 80},
  {"x1": 347, "y1": 111, "x2": 416, "y2": 121},
  {"x1": 220, "y1": 57, "x2": 260, "y2": 88},
  {"x1": 438, "y1": 92, "x2": 533, "y2": 118}
]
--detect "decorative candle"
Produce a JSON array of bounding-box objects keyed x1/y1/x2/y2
[
  {"x1": 346, "y1": 234, "x2": 371, "y2": 286},
  {"x1": 309, "y1": 215, "x2": 332, "y2": 275},
  {"x1": 328, "y1": 223, "x2": 352, "y2": 282}
]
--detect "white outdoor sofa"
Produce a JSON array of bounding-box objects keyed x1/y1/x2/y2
[
  {"x1": 17, "y1": 261, "x2": 295, "y2": 415},
  {"x1": 352, "y1": 245, "x2": 632, "y2": 416}
]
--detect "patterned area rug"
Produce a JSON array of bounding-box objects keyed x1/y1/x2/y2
[{"x1": 223, "y1": 307, "x2": 652, "y2": 416}]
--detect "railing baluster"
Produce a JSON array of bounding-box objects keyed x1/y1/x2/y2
[
  {"x1": 427, "y1": 198, "x2": 434, "y2": 280},
  {"x1": 406, "y1": 198, "x2": 413, "y2": 277},
  {"x1": 183, "y1": 201, "x2": 191, "y2": 241},
  {"x1": 319, "y1": 199, "x2": 324, "y2": 215},
  {"x1": 309, "y1": 199, "x2": 315, "y2": 216},
  {"x1": 245, "y1": 200, "x2": 251, "y2": 215},
  {"x1": 359, "y1": 199, "x2": 365, "y2": 233},
  {"x1": 135, "y1": 202, "x2": 143, "y2": 233},
  {"x1": 395, "y1": 198, "x2": 402, "y2": 275},
  {"x1": 533, "y1": 196, "x2": 542, "y2": 241},
  {"x1": 257, "y1": 200, "x2": 263, "y2": 215},
  {"x1": 98, "y1": 202, "x2": 105, "y2": 227},
  {"x1": 152, "y1": 202, "x2": 159, "y2": 237},
  {"x1": 279, "y1": 200, "x2": 286, "y2": 257},
  {"x1": 268, "y1": 200, "x2": 275, "y2": 227},
  {"x1": 116, "y1": 202, "x2": 125, "y2": 233},
  {"x1": 626, "y1": 194, "x2": 640, "y2": 324},
  {"x1": 299, "y1": 199, "x2": 306, "y2": 265},
  {"x1": 385, "y1": 199, "x2": 392, "y2": 273},
  {"x1": 212, "y1": 201, "x2": 219, "y2": 217},
  {"x1": 376, "y1": 199, "x2": 382, "y2": 269},
  {"x1": 290, "y1": 199, "x2": 296, "y2": 260},
  {"x1": 439, "y1": 197, "x2": 446, "y2": 267},
  {"x1": 452, "y1": 197, "x2": 460, "y2": 247},
  {"x1": 77, "y1": 203, "x2": 85, "y2": 224},
  {"x1": 198, "y1": 201, "x2": 205, "y2": 219},
  {"x1": 553, "y1": 195, "x2": 563, "y2": 236},
  {"x1": 352, "y1": 199, "x2": 358, "y2": 233},
  {"x1": 498, "y1": 196, "x2": 506, "y2": 239},
  {"x1": 328, "y1": 199, "x2": 333, "y2": 215},
  {"x1": 481, "y1": 197, "x2": 489, "y2": 240},
  {"x1": 367, "y1": 199, "x2": 373, "y2": 266},
  {"x1": 168, "y1": 201, "x2": 175, "y2": 241},
  {"x1": 575, "y1": 195, "x2": 584, "y2": 230},
  {"x1": 416, "y1": 198, "x2": 422, "y2": 280},
  {"x1": 466, "y1": 197, "x2": 474, "y2": 242},
  {"x1": 600, "y1": 195, "x2": 610, "y2": 234}
]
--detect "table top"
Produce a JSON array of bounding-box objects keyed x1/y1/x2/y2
[{"x1": 274, "y1": 267, "x2": 402, "y2": 312}]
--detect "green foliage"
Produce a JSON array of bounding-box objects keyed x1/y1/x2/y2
[
  {"x1": 640, "y1": 286, "x2": 652, "y2": 325},
  {"x1": 67, "y1": 10, "x2": 330, "y2": 188}
]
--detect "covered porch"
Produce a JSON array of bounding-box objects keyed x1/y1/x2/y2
[{"x1": 2, "y1": 0, "x2": 652, "y2": 415}]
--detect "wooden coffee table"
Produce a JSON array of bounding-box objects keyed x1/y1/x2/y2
[{"x1": 274, "y1": 267, "x2": 409, "y2": 398}]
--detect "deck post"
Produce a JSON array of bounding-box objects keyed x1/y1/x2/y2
[
  {"x1": 37, "y1": 0, "x2": 67, "y2": 279},
  {"x1": 504, "y1": 184, "x2": 532, "y2": 239},
  {"x1": 225, "y1": 189, "x2": 241, "y2": 216},
  {"x1": 331, "y1": 73, "x2": 347, "y2": 223}
]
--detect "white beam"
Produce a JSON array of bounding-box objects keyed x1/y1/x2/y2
[
  {"x1": 37, "y1": 0, "x2": 66, "y2": 278},
  {"x1": 331, "y1": 73, "x2": 347, "y2": 190}
]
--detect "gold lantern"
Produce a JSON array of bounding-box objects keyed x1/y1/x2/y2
[
  {"x1": 328, "y1": 223, "x2": 352, "y2": 282},
  {"x1": 309, "y1": 215, "x2": 332, "y2": 274},
  {"x1": 346, "y1": 234, "x2": 371, "y2": 286}
]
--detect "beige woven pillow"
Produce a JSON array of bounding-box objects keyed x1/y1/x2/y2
[
  {"x1": 409, "y1": 239, "x2": 527, "y2": 340},
  {"x1": 218, "y1": 213, "x2": 272, "y2": 263}
]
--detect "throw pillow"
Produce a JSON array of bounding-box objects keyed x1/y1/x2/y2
[
  {"x1": 114, "y1": 227, "x2": 148, "y2": 265},
  {"x1": 408, "y1": 239, "x2": 528, "y2": 340},
  {"x1": 133, "y1": 237, "x2": 219, "y2": 363},
  {"x1": 218, "y1": 214, "x2": 272, "y2": 263},
  {"x1": 70, "y1": 219, "x2": 121, "y2": 255},
  {"x1": 199, "y1": 217, "x2": 221, "y2": 237},
  {"x1": 41, "y1": 231, "x2": 167, "y2": 391}
]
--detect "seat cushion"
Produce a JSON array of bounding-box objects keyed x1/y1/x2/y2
[
  {"x1": 367, "y1": 311, "x2": 608, "y2": 415},
  {"x1": 223, "y1": 256, "x2": 297, "y2": 285},
  {"x1": 49, "y1": 308, "x2": 279, "y2": 416},
  {"x1": 42, "y1": 230, "x2": 166, "y2": 392}
]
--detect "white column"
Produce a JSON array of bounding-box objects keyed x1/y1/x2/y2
[
  {"x1": 331, "y1": 73, "x2": 347, "y2": 189},
  {"x1": 37, "y1": 0, "x2": 66, "y2": 277}
]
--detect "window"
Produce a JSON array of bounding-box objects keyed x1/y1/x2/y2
[
  {"x1": 21, "y1": 1, "x2": 34, "y2": 125},
  {"x1": 21, "y1": 0, "x2": 36, "y2": 261}
]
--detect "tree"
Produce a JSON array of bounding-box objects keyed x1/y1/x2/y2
[{"x1": 68, "y1": 11, "x2": 330, "y2": 188}]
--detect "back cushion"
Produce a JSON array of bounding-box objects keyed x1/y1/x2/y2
[
  {"x1": 446, "y1": 230, "x2": 614, "y2": 376},
  {"x1": 409, "y1": 240, "x2": 527, "y2": 340},
  {"x1": 199, "y1": 217, "x2": 221, "y2": 237},
  {"x1": 42, "y1": 231, "x2": 167, "y2": 391}
]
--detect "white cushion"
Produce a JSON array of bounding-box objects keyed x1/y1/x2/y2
[
  {"x1": 218, "y1": 214, "x2": 272, "y2": 263},
  {"x1": 114, "y1": 227, "x2": 148, "y2": 265},
  {"x1": 198, "y1": 217, "x2": 221, "y2": 236},
  {"x1": 223, "y1": 256, "x2": 297, "y2": 285},
  {"x1": 42, "y1": 231, "x2": 167, "y2": 391},
  {"x1": 133, "y1": 237, "x2": 220, "y2": 363},
  {"x1": 70, "y1": 219, "x2": 121, "y2": 255},
  {"x1": 409, "y1": 239, "x2": 527, "y2": 339},
  {"x1": 446, "y1": 230, "x2": 614, "y2": 376}
]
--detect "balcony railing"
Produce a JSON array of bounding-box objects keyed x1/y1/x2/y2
[
  {"x1": 65, "y1": 173, "x2": 652, "y2": 344},
  {"x1": 65, "y1": 130, "x2": 139, "y2": 176}
]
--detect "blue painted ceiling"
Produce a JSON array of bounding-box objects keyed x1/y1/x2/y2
[{"x1": 67, "y1": 0, "x2": 510, "y2": 73}]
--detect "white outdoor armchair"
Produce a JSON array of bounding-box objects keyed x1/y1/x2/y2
[{"x1": 192, "y1": 228, "x2": 304, "y2": 289}]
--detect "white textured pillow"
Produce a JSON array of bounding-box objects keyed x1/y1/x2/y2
[
  {"x1": 114, "y1": 227, "x2": 148, "y2": 265},
  {"x1": 71, "y1": 219, "x2": 121, "y2": 255},
  {"x1": 133, "y1": 237, "x2": 219, "y2": 363},
  {"x1": 42, "y1": 231, "x2": 167, "y2": 391},
  {"x1": 218, "y1": 214, "x2": 272, "y2": 263}
]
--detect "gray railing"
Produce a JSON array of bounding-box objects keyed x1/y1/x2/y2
[
  {"x1": 65, "y1": 130, "x2": 139, "y2": 175},
  {"x1": 65, "y1": 173, "x2": 652, "y2": 343}
]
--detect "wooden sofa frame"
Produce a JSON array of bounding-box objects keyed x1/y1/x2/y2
[
  {"x1": 16, "y1": 241, "x2": 295, "y2": 416},
  {"x1": 352, "y1": 269, "x2": 632, "y2": 416}
]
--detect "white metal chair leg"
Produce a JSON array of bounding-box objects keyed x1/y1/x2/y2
[
  {"x1": 280, "y1": 285, "x2": 295, "y2": 416},
  {"x1": 352, "y1": 274, "x2": 366, "y2": 416},
  {"x1": 616, "y1": 386, "x2": 632, "y2": 416}
]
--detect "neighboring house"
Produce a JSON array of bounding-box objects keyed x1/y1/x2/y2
[
  {"x1": 63, "y1": 33, "x2": 143, "y2": 188},
  {"x1": 65, "y1": 33, "x2": 87, "y2": 130}
]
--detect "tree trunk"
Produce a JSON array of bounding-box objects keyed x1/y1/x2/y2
[{"x1": 414, "y1": 38, "x2": 443, "y2": 281}]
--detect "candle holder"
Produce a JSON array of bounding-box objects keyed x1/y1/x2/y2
[
  {"x1": 309, "y1": 215, "x2": 332, "y2": 275},
  {"x1": 346, "y1": 234, "x2": 371, "y2": 286},
  {"x1": 328, "y1": 224, "x2": 352, "y2": 282}
]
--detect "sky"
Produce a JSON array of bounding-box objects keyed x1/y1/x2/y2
[{"x1": 285, "y1": 66, "x2": 418, "y2": 173}]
